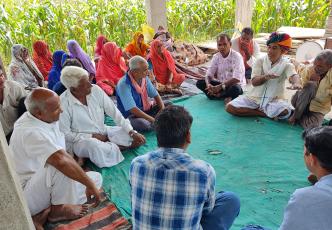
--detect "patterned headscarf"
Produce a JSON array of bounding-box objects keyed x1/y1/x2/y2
[
  {"x1": 9, "y1": 44, "x2": 43, "y2": 88},
  {"x1": 32, "y1": 40, "x2": 53, "y2": 80},
  {"x1": 67, "y1": 40, "x2": 96, "y2": 75},
  {"x1": 266, "y1": 32, "x2": 292, "y2": 50}
]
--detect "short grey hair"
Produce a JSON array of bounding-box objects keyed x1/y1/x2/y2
[
  {"x1": 24, "y1": 88, "x2": 48, "y2": 113},
  {"x1": 60, "y1": 66, "x2": 89, "y2": 89},
  {"x1": 315, "y1": 49, "x2": 332, "y2": 65},
  {"x1": 129, "y1": 55, "x2": 148, "y2": 70}
]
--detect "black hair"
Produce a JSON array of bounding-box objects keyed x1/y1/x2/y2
[
  {"x1": 302, "y1": 126, "x2": 332, "y2": 172},
  {"x1": 155, "y1": 105, "x2": 193, "y2": 148},
  {"x1": 62, "y1": 58, "x2": 83, "y2": 68},
  {"x1": 242, "y1": 27, "x2": 254, "y2": 36},
  {"x1": 217, "y1": 33, "x2": 231, "y2": 43}
]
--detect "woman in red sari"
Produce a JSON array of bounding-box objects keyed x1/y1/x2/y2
[
  {"x1": 32, "y1": 40, "x2": 52, "y2": 81},
  {"x1": 96, "y1": 42, "x2": 128, "y2": 96},
  {"x1": 149, "y1": 39, "x2": 185, "y2": 93},
  {"x1": 94, "y1": 35, "x2": 109, "y2": 69}
]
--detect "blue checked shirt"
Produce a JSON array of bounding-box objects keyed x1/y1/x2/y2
[{"x1": 130, "y1": 147, "x2": 216, "y2": 230}]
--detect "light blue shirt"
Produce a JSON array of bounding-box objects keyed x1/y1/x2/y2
[
  {"x1": 116, "y1": 73, "x2": 158, "y2": 118},
  {"x1": 279, "y1": 174, "x2": 332, "y2": 230}
]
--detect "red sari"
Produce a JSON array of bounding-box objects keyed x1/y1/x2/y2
[
  {"x1": 150, "y1": 40, "x2": 185, "y2": 85},
  {"x1": 96, "y1": 42, "x2": 128, "y2": 95},
  {"x1": 94, "y1": 35, "x2": 108, "y2": 69},
  {"x1": 32, "y1": 40, "x2": 53, "y2": 81}
]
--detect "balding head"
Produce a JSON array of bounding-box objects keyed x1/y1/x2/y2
[{"x1": 25, "y1": 88, "x2": 62, "y2": 123}]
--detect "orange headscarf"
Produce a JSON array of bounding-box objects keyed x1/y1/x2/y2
[
  {"x1": 238, "y1": 37, "x2": 254, "y2": 69},
  {"x1": 32, "y1": 40, "x2": 52, "y2": 80},
  {"x1": 150, "y1": 39, "x2": 185, "y2": 85},
  {"x1": 125, "y1": 32, "x2": 150, "y2": 58},
  {"x1": 96, "y1": 42, "x2": 128, "y2": 95}
]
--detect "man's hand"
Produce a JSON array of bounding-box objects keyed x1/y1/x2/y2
[
  {"x1": 287, "y1": 83, "x2": 302, "y2": 90},
  {"x1": 130, "y1": 131, "x2": 146, "y2": 147},
  {"x1": 309, "y1": 72, "x2": 321, "y2": 81},
  {"x1": 240, "y1": 42, "x2": 250, "y2": 57},
  {"x1": 92, "y1": 133, "x2": 109, "y2": 142},
  {"x1": 208, "y1": 84, "x2": 222, "y2": 94},
  {"x1": 85, "y1": 183, "x2": 101, "y2": 208},
  {"x1": 264, "y1": 74, "x2": 279, "y2": 80}
]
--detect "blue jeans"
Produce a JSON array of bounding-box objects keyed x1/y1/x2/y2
[
  {"x1": 201, "y1": 191, "x2": 240, "y2": 230},
  {"x1": 241, "y1": 225, "x2": 271, "y2": 230}
]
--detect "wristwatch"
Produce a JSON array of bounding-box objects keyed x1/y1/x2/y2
[{"x1": 129, "y1": 130, "x2": 138, "y2": 137}]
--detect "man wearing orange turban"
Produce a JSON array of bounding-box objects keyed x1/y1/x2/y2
[{"x1": 226, "y1": 32, "x2": 301, "y2": 120}]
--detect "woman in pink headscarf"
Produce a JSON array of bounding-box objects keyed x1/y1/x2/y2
[
  {"x1": 94, "y1": 35, "x2": 109, "y2": 69},
  {"x1": 149, "y1": 39, "x2": 185, "y2": 94},
  {"x1": 95, "y1": 42, "x2": 128, "y2": 96}
]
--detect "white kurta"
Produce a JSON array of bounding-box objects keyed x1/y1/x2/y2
[
  {"x1": 59, "y1": 85, "x2": 134, "y2": 168},
  {"x1": 0, "y1": 80, "x2": 27, "y2": 135},
  {"x1": 229, "y1": 55, "x2": 297, "y2": 119},
  {"x1": 9, "y1": 112, "x2": 102, "y2": 215}
]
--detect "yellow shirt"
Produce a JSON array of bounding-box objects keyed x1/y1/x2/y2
[{"x1": 300, "y1": 65, "x2": 332, "y2": 115}]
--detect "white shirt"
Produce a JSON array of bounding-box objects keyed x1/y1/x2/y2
[
  {"x1": 59, "y1": 85, "x2": 133, "y2": 149},
  {"x1": 9, "y1": 112, "x2": 65, "y2": 187},
  {"x1": 248, "y1": 55, "x2": 296, "y2": 105},
  {"x1": 231, "y1": 37, "x2": 261, "y2": 68},
  {"x1": 206, "y1": 49, "x2": 246, "y2": 87},
  {"x1": 0, "y1": 80, "x2": 27, "y2": 135}
]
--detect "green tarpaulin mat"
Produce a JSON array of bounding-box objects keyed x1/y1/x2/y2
[{"x1": 90, "y1": 94, "x2": 309, "y2": 230}]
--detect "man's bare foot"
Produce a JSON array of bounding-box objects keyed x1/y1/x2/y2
[
  {"x1": 224, "y1": 97, "x2": 232, "y2": 105},
  {"x1": 48, "y1": 204, "x2": 89, "y2": 222},
  {"x1": 32, "y1": 207, "x2": 51, "y2": 230},
  {"x1": 77, "y1": 157, "x2": 86, "y2": 167},
  {"x1": 288, "y1": 114, "x2": 296, "y2": 125}
]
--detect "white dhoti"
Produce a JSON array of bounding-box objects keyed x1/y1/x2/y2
[
  {"x1": 73, "y1": 126, "x2": 132, "y2": 168},
  {"x1": 23, "y1": 165, "x2": 102, "y2": 216},
  {"x1": 230, "y1": 95, "x2": 293, "y2": 119}
]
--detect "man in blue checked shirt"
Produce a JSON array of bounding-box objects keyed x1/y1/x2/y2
[{"x1": 130, "y1": 105, "x2": 240, "y2": 230}]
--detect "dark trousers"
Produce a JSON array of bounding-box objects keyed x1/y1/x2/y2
[
  {"x1": 245, "y1": 67, "x2": 252, "y2": 80},
  {"x1": 196, "y1": 80, "x2": 243, "y2": 100}
]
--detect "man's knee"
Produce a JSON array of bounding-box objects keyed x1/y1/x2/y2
[
  {"x1": 132, "y1": 119, "x2": 153, "y2": 132},
  {"x1": 226, "y1": 103, "x2": 238, "y2": 115},
  {"x1": 228, "y1": 85, "x2": 243, "y2": 99},
  {"x1": 216, "y1": 191, "x2": 240, "y2": 215},
  {"x1": 196, "y1": 80, "x2": 206, "y2": 90}
]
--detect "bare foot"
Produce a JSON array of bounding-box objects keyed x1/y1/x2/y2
[
  {"x1": 288, "y1": 114, "x2": 296, "y2": 125},
  {"x1": 224, "y1": 97, "x2": 232, "y2": 105},
  {"x1": 77, "y1": 157, "x2": 86, "y2": 167},
  {"x1": 32, "y1": 207, "x2": 51, "y2": 230},
  {"x1": 48, "y1": 204, "x2": 89, "y2": 222}
]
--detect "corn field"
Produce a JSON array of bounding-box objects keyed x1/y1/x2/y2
[{"x1": 0, "y1": 0, "x2": 330, "y2": 63}]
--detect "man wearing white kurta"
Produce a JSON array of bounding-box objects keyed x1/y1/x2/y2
[
  {"x1": 59, "y1": 66, "x2": 146, "y2": 168},
  {"x1": 226, "y1": 32, "x2": 302, "y2": 119},
  {"x1": 10, "y1": 88, "x2": 102, "y2": 229}
]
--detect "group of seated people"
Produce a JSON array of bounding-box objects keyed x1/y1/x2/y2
[{"x1": 0, "y1": 26, "x2": 331, "y2": 230}]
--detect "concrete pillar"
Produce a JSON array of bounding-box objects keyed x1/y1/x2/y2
[
  {"x1": 235, "y1": 0, "x2": 255, "y2": 29},
  {"x1": 324, "y1": 3, "x2": 332, "y2": 37},
  {"x1": 145, "y1": 0, "x2": 167, "y2": 31},
  {"x1": 0, "y1": 124, "x2": 34, "y2": 229}
]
